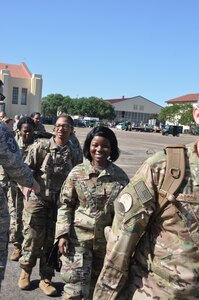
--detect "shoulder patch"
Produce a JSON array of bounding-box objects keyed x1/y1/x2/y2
[
  {"x1": 5, "y1": 132, "x2": 18, "y2": 153},
  {"x1": 134, "y1": 181, "x2": 152, "y2": 205},
  {"x1": 118, "y1": 193, "x2": 132, "y2": 213}
]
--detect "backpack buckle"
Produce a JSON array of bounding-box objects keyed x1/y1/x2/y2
[{"x1": 170, "y1": 168, "x2": 180, "y2": 179}]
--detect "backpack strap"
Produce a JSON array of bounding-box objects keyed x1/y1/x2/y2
[
  {"x1": 147, "y1": 144, "x2": 186, "y2": 272},
  {"x1": 157, "y1": 144, "x2": 186, "y2": 214}
]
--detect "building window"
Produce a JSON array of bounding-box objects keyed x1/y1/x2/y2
[
  {"x1": 21, "y1": 88, "x2": 27, "y2": 105},
  {"x1": 139, "y1": 105, "x2": 144, "y2": 111},
  {"x1": 133, "y1": 104, "x2": 138, "y2": 110},
  {"x1": 12, "y1": 87, "x2": 19, "y2": 104}
]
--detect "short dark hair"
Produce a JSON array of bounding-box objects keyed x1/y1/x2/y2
[
  {"x1": 83, "y1": 126, "x2": 120, "y2": 162},
  {"x1": 55, "y1": 114, "x2": 74, "y2": 127},
  {"x1": 30, "y1": 112, "x2": 41, "y2": 118},
  {"x1": 17, "y1": 116, "x2": 35, "y2": 131}
]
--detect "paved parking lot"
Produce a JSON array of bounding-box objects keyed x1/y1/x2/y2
[{"x1": 1, "y1": 128, "x2": 197, "y2": 299}]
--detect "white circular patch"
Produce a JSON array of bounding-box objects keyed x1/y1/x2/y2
[{"x1": 119, "y1": 193, "x2": 132, "y2": 213}]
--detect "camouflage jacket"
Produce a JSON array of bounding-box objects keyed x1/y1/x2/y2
[
  {"x1": 0, "y1": 121, "x2": 33, "y2": 189},
  {"x1": 0, "y1": 165, "x2": 9, "y2": 192},
  {"x1": 0, "y1": 132, "x2": 31, "y2": 190},
  {"x1": 0, "y1": 121, "x2": 34, "y2": 279},
  {"x1": 34, "y1": 122, "x2": 46, "y2": 134},
  {"x1": 25, "y1": 136, "x2": 82, "y2": 200},
  {"x1": 69, "y1": 132, "x2": 83, "y2": 163},
  {"x1": 55, "y1": 159, "x2": 129, "y2": 254},
  {"x1": 15, "y1": 134, "x2": 35, "y2": 160},
  {"x1": 94, "y1": 143, "x2": 199, "y2": 300}
]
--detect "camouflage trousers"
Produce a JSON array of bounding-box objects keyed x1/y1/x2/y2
[
  {"x1": 122, "y1": 264, "x2": 199, "y2": 300},
  {"x1": 19, "y1": 195, "x2": 56, "y2": 278},
  {"x1": 60, "y1": 246, "x2": 105, "y2": 300},
  {"x1": 0, "y1": 190, "x2": 10, "y2": 282},
  {"x1": 7, "y1": 184, "x2": 24, "y2": 245}
]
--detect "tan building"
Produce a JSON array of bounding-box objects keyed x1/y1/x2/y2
[
  {"x1": 0, "y1": 62, "x2": 42, "y2": 117},
  {"x1": 105, "y1": 96, "x2": 162, "y2": 125}
]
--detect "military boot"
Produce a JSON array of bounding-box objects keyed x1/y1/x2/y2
[
  {"x1": 10, "y1": 244, "x2": 22, "y2": 261},
  {"x1": 39, "y1": 278, "x2": 57, "y2": 296},
  {"x1": 18, "y1": 269, "x2": 32, "y2": 290}
]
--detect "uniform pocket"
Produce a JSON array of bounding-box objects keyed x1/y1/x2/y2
[{"x1": 60, "y1": 252, "x2": 83, "y2": 283}]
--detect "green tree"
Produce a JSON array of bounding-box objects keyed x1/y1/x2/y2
[
  {"x1": 77, "y1": 97, "x2": 116, "y2": 120},
  {"x1": 158, "y1": 104, "x2": 180, "y2": 124},
  {"x1": 61, "y1": 96, "x2": 74, "y2": 115},
  {"x1": 41, "y1": 95, "x2": 116, "y2": 120},
  {"x1": 41, "y1": 94, "x2": 65, "y2": 117},
  {"x1": 158, "y1": 103, "x2": 194, "y2": 126},
  {"x1": 178, "y1": 104, "x2": 195, "y2": 126}
]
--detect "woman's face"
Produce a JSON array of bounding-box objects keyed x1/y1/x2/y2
[
  {"x1": 20, "y1": 123, "x2": 34, "y2": 144},
  {"x1": 89, "y1": 135, "x2": 111, "y2": 168},
  {"x1": 32, "y1": 114, "x2": 40, "y2": 125},
  {"x1": 54, "y1": 117, "x2": 73, "y2": 142},
  {"x1": 6, "y1": 120, "x2": 14, "y2": 131}
]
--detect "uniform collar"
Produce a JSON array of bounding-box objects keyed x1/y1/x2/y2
[
  {"x1": 83, "y1": 159, "x2": 114, "y2": 178},
  {"x1": 49, "y1": 136, "x2": 70, "y2": 150}
]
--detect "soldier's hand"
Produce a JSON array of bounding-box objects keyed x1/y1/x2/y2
[
  {"x1": 22, "y1": 179, "x2": 40, "y2": 200},
  {"x1": 58, "y1": 237, "x2": 69, "y2": 255}
]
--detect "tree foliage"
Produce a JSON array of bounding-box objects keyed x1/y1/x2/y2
[
  {"x1": 41, "y1": 94, "x2": 65, "y2": 117},
  {"x1": 158, "y1": 103, "x2": 194, "y2": 126},
  {"x1": 41, "y1": 94, "x2": 116, "y2": 120}
]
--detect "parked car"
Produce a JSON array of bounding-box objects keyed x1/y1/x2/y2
[
  {"x1": 162, "y1": 125, "x2": 183, "y2": 136},
  {"x1": 115, "y1": 122, "x2": 126, "y2": 130},
  {"x1": 141, "y1": 125, "x2": 154, "y2": 132},
  {"x1": 190, "y1": 125, "x2": 199, "y2": 135},
  {"x1": 73, "y1": 119, "x2": 86, "y2": 127}
]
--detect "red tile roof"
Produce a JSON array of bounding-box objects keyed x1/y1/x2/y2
[
  {"x1": 0, "y1": 62, "x2": 32, "y2": 79},
  {"x1": 166, "y1": 93, "x2": 199, "y2": 103}
]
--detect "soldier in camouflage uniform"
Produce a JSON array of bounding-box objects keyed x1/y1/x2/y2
[
  {"x1": 18, "y1": 115, "x2": 82, "y2": 296},
  {"x1": 9, "y1": 117, "x2": 36, "y2": 261},
  {"x1": 93, "y1": 106, "x2": 199, "y2": 300},
  {"x1": 30, "y1": 111, "x2": 46, "y2": 136},
  {"x1": 55, "y1": 126, "x2": 129, "y2": 300},
  {"x1": 0, "y1": 132, "x2": 40, "y2": 289},
  {"x1": 0, "y1": 83, "x2": 39, "y2": 290}
]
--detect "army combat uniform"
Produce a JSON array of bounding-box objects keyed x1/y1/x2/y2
[
  {"x1": 19, "y1": 136, "x2": 82, "y2": 280},
  {"x1": 55, "y1": 159, "x2": 129, "y2": 299},
  {"x1": 8, "y1": 134, "x2": 35, "y2": 257},
  {"x1": 34, "y1": 122, "x2": 46, "y2": 135},
  {"x1": 94, "y1": 143, "x2": 199, "y2": 300},
  {"x1": 0, "y1": 122, "x2": 34, "y2": 287}
]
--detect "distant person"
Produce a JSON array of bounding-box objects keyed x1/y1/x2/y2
[
  {"x1": 30, "y1": 112, "x2": 46, "y2": 135},
  {"x1": 13, "y1": 115, "x2": 20, "y2": 131},
  {"x1": 55, "y1": 126, "x2": 129, "y2": 299}
]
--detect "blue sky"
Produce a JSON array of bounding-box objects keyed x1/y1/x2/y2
[{"x1": 1, "y1": 0, "x2": 199, "y2": 106}]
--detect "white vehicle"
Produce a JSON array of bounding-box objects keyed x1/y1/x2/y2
[{"x1": 115, "y1": 122, "x2": 126, "y2": 130}]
